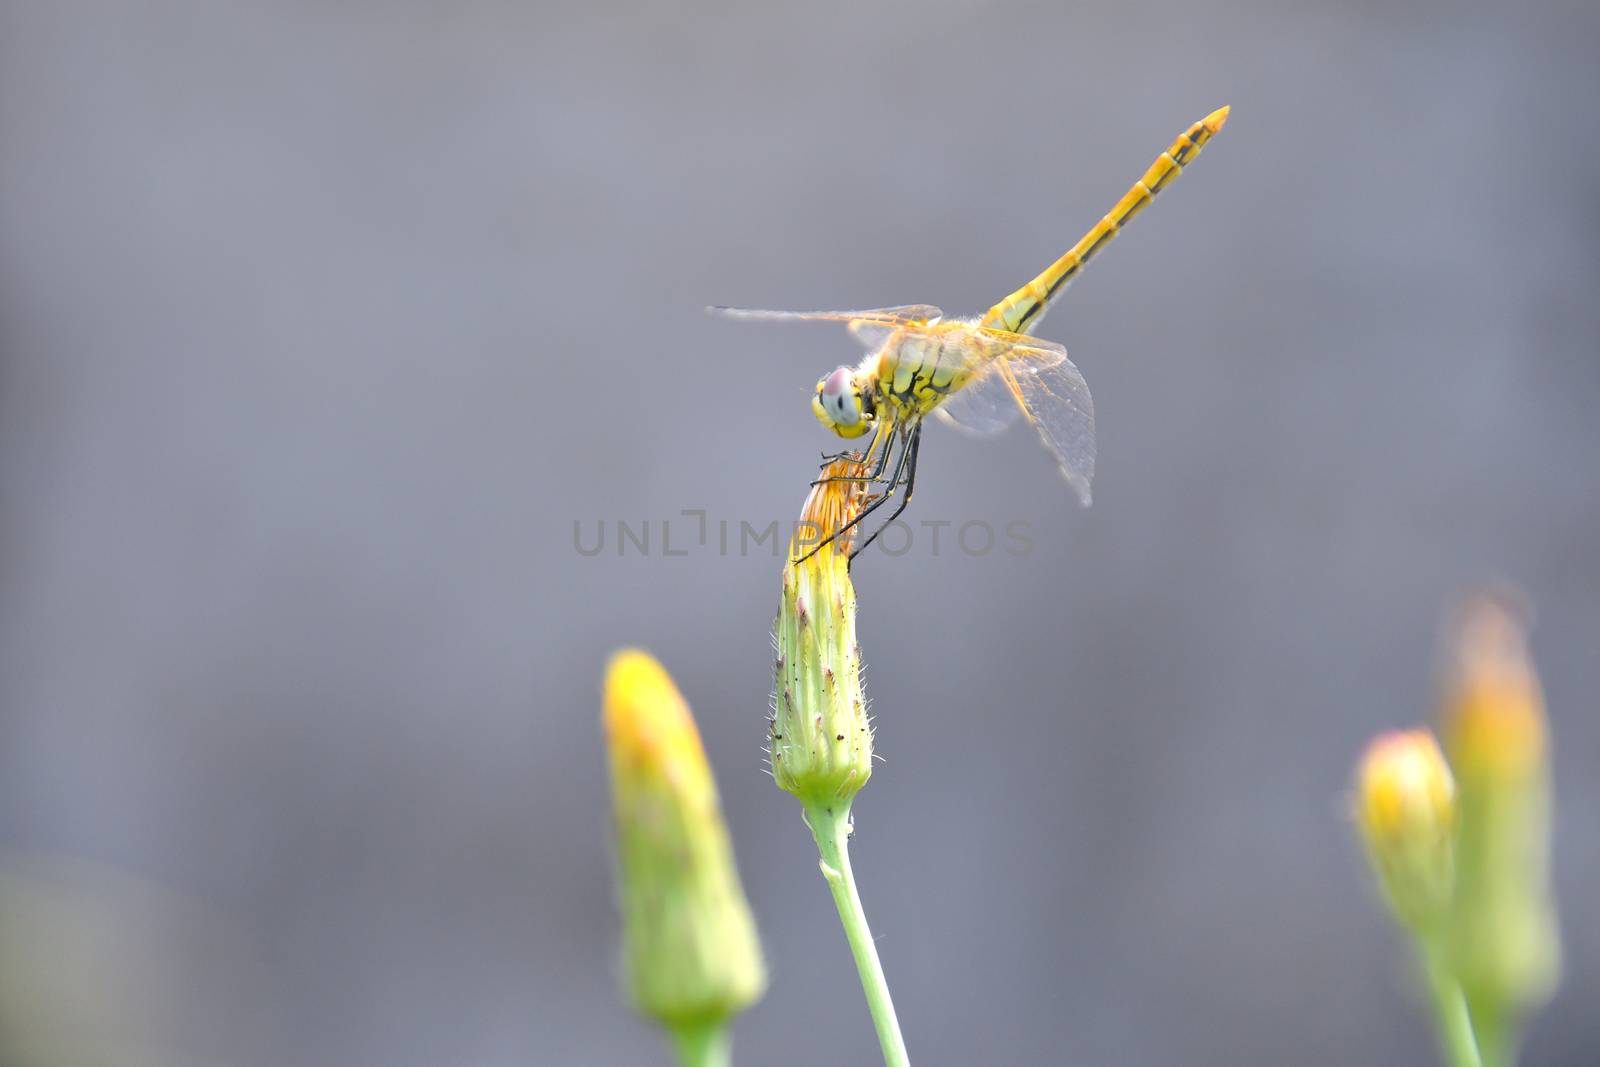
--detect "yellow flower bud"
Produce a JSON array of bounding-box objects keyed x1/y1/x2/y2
[
  {"x1": 1437, "y1": 592, "x2": 1559, "y2": 1020},
  {"x1": 603, "y1": 650, "x2": 766, "y2": 1031},
  {"x1": 1355, "y1": 728, "x2": 1456, "y2": 931},
  {"x1": 771, "y1": 457, "x2": 873, "y2": 808},
  {"x1": 1440, "y1": 591, "x2": 1546, "y2": 782}
]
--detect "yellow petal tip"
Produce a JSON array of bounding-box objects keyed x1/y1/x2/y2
[
  {"x1": 603, "y1": 648, "x2": 707, "y2": 783},
  {"x1": 1356, "y1": 729, "x2": 1454, "y2": 844}
]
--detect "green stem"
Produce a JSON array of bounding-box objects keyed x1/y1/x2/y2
[
  {"x1": 668, "y1": 1019, "x2": 731, "y2": 1067},
  {"x1": 1421, "y1": 945, "x2": 1482, "y2": 1067},
  {"x1": 805, "y1": 803, "x2": 910, "y2": 1067},
  {"x1": 1462, "y1": 994, "x2": 1516, "y2": 1067}
]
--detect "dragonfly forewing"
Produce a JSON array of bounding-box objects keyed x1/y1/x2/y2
[{"x1": 708, "y1": 305, "x2": 942, "y2": 328}]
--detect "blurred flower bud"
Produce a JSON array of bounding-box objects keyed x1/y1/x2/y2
[
  {"x1": 771, "y1": 457, "x2": 873, "y2": 809},
  {"x1": 1355, "y1": 728, "x2": 1456, "y2": 931},
  {"x1": 1437, "y1": 591, "x2": 1559, "y2": 1020},
  {"x1": 602, "y1": 650, "x2": 766, "y2": 1030}
]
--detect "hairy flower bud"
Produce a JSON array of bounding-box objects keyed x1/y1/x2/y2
[
  {"x1": 603, "y1": 650, "x2": 766, "y2": 1030},
  {"x1": 1355, "y1": 728, "x2": 1456, "y2": 931},
  {"x1": 771, "y1": 457, "x2": 873, "y2": 807}
]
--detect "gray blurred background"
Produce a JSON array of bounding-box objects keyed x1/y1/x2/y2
[{"x1": 1, "y1": 0, "x2": 1596, "y2": 1064}]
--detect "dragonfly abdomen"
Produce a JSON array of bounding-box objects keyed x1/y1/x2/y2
[{"x1": 982, "y1": 106, "x2": 1231, "y2": 337}]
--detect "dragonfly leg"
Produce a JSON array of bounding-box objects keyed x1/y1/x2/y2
[
  {"x1": 849, "y1": 423, "x2": 921, "y2": 564},
  {"x1": 792, "y1": 424, "x2": 914, "y2": 565},
  {"x1": 812, "y1": 423, "x2": 897, "y2": 486}
]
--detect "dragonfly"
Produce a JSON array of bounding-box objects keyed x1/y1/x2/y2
[{"x1": 715, "y1": 106, "x2": 1230, "y2": 564}]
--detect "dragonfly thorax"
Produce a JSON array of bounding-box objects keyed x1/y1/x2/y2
[{"x1": 812, "y1": 364, "x2": 875, "y2": 439}]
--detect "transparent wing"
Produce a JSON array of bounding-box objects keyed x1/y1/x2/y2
[
  {"x1": 934, "y1": 335, "x2": 1096, "y2": 506},
  {"x1": 1005, "y1": 351, "x2": 1096, "y2": 506},
  {"x1": 932, "y1": 362, "x2": 1024, "y2": 436},
  {"x1": 712, "y1": 305, "x2": 944, "y2": 357},
  {"x1": 932, "y1": 332, "x2": 1067, "y2": 437},
  {"x1": 708, "y1": 305, "x2": 942, "y2": 328}
]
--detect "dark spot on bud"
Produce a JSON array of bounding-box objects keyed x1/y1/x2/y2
[{"x1": 836, "y1": 734, "x2": 844, "y2": 741}]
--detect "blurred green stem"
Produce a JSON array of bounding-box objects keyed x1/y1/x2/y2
[
  {"x1": 1462, "y1": 993, "x2": 1514, "y2": 1067},
  {"x1": 668, "y1": 1020, "x2": 731, "y2": 1067},
  {"x1": 805, "y1": 803, "x2": 910, "y2": 1067},
  {"x1": 1422, "y1": 944, "x2": 1482, "y2": 1067}
]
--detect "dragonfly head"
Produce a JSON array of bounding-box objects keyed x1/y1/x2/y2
[{"x1": 813, "y1": 365, "x2": 873, "y2": 439}]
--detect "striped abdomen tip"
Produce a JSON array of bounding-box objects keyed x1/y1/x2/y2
[{"x1": 1202, "y1": 105, "x2": 1231, "y2": 135}]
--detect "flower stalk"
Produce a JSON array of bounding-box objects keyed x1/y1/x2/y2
[
  {"x1": 1421, "y1": 944, "x2": 1483, "y2": 1067},
  {"x1": 669, "y1": 1020, "x2": 732, "y2": 1067},
  {"x1": 805, "y1": 802, "x2": 909, "y2": 1067}
]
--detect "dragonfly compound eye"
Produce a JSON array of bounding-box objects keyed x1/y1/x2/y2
[{"x1": 813, "y1": 366, "x2": 869, "y2": 437}]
